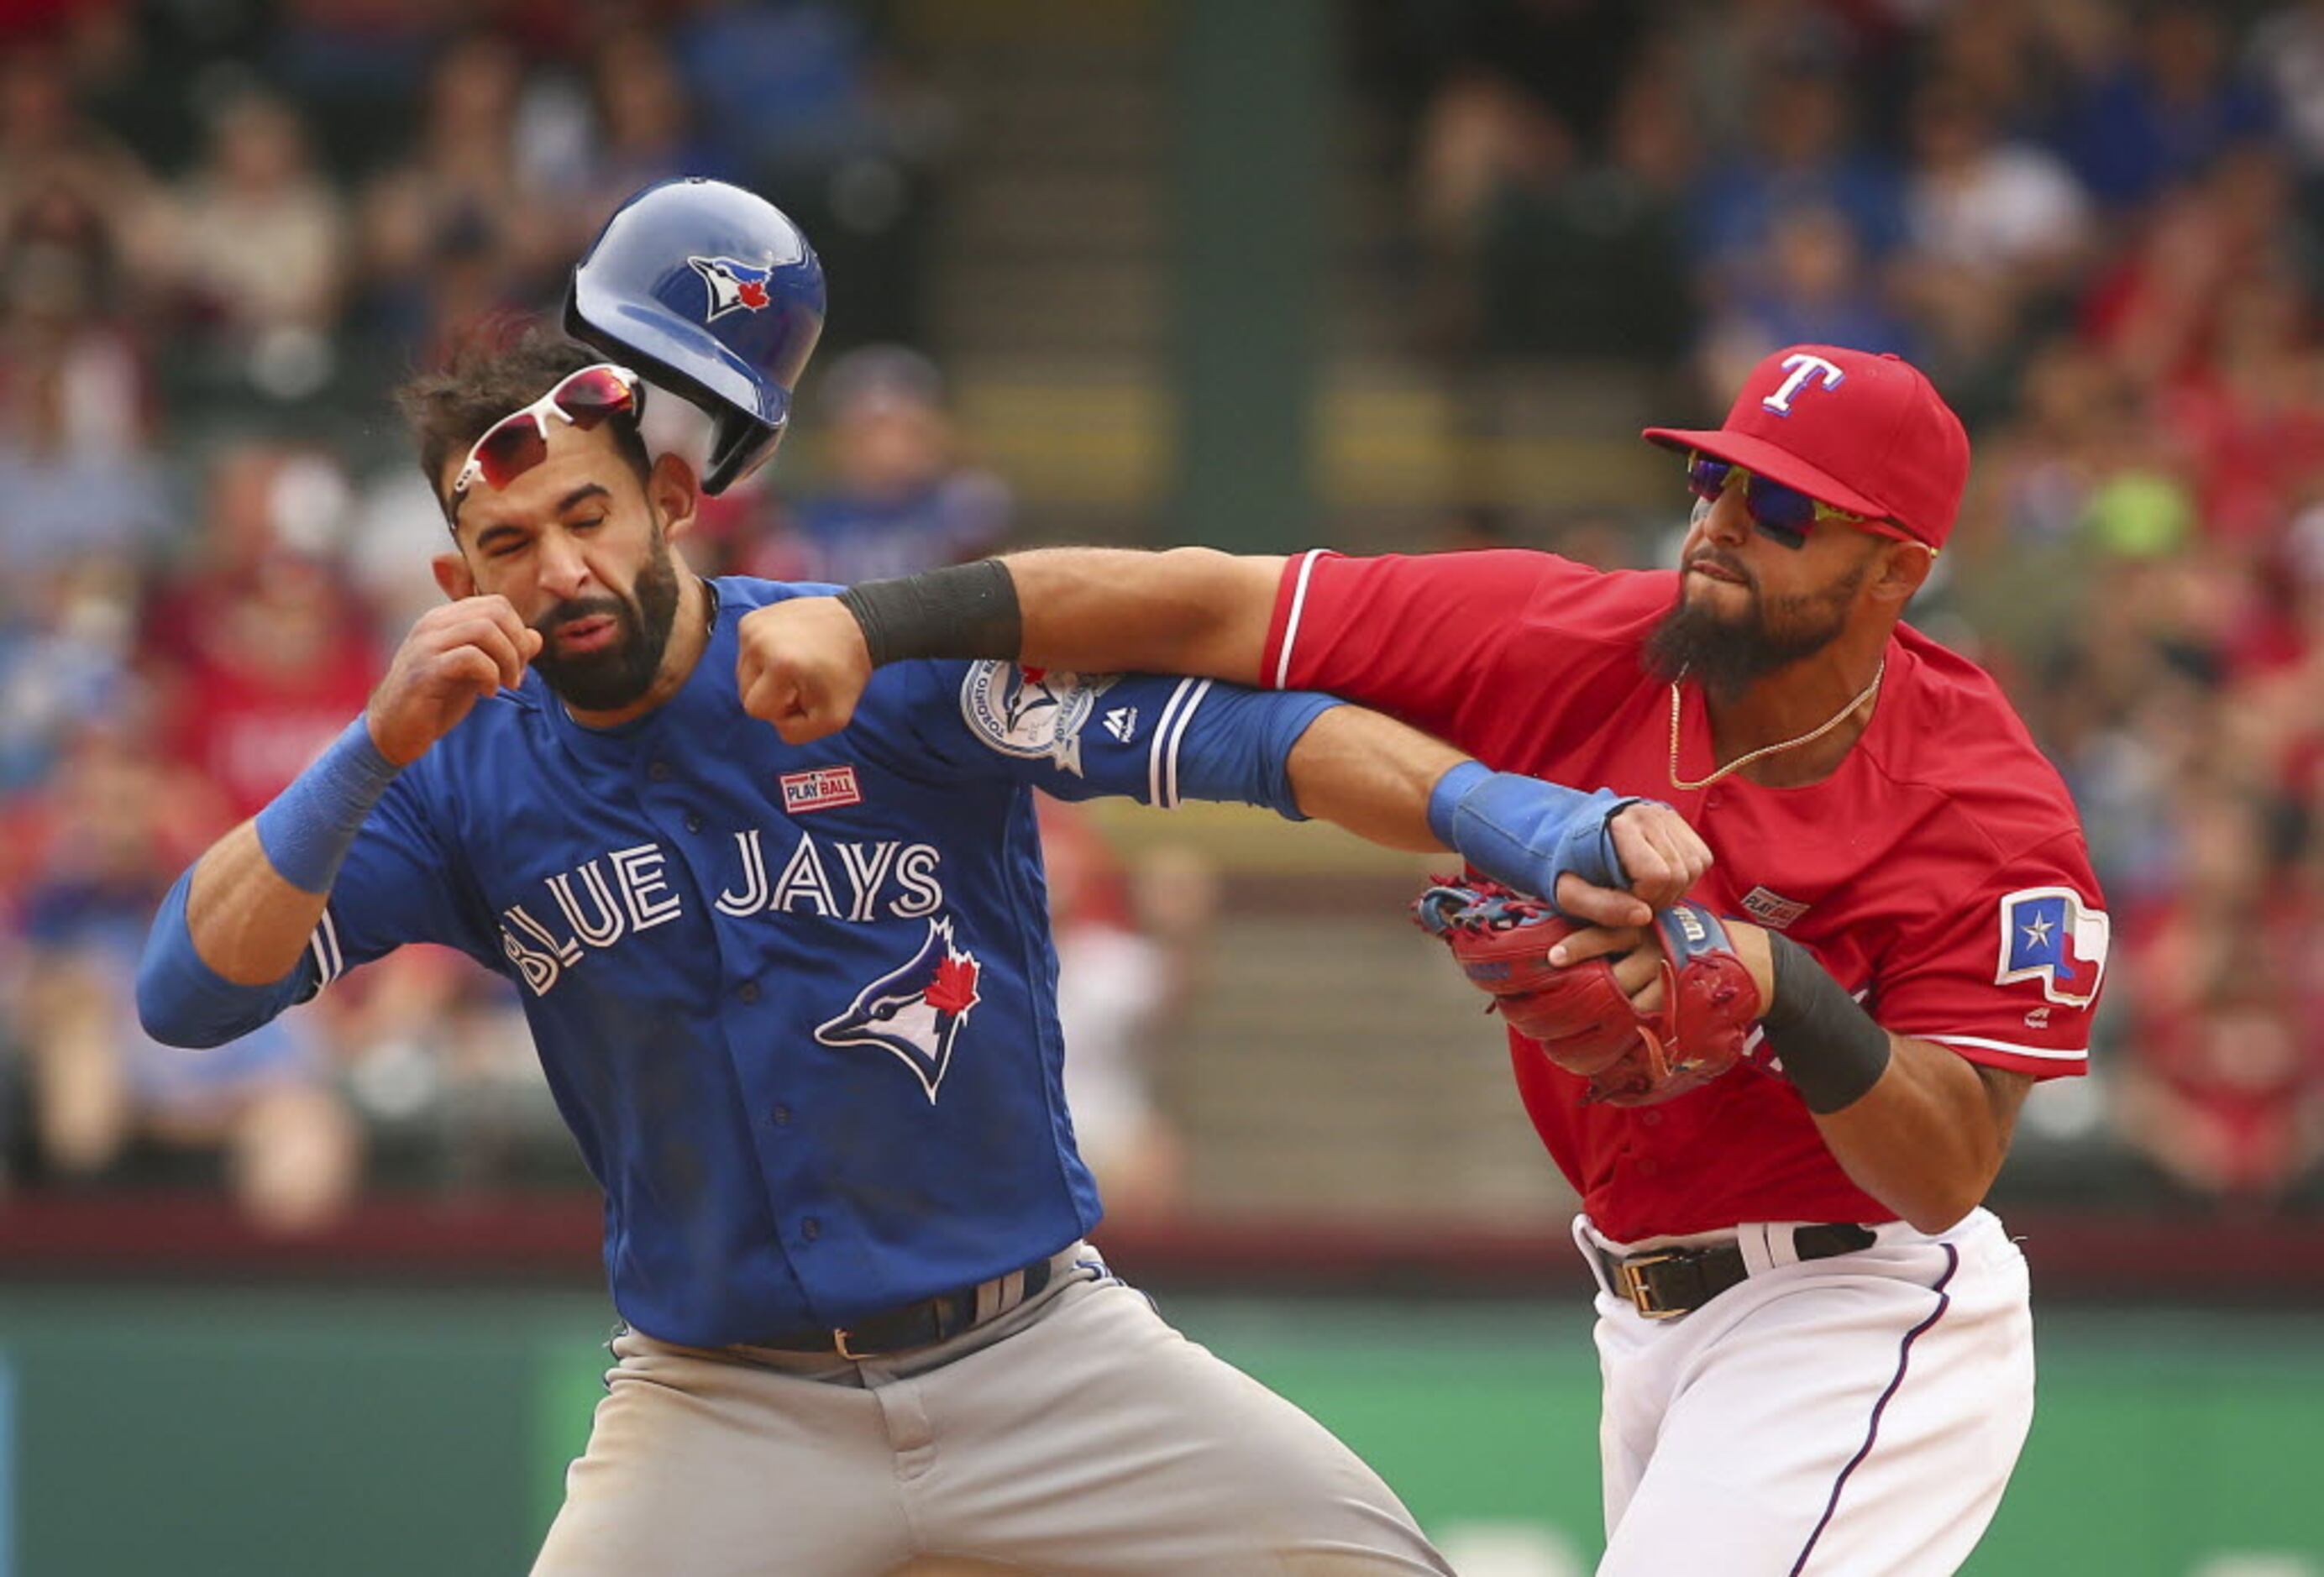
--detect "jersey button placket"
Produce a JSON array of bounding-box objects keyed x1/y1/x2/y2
[
  {"x1": 737, "y1": 981, "x2": 761, "y2": 1004},
  {"x1": 648, "y1": 760, "x2": 673, "y2": 783}
]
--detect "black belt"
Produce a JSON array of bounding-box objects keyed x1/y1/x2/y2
[
  {"x1": 752, "y1": 1255, "x2": 1057, "y2": 1360},
  {"x1": 1596, "y1": 1223, "x2": 1877, "y2": 1320}
]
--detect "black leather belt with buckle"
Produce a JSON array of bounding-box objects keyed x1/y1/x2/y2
[
  {"x1": 1598, "y1": 1223, "x2": 1877, "y2": 1319},
  {"x1": 753, "y1": 1255, "x2": 1057, "y2": 1360}
]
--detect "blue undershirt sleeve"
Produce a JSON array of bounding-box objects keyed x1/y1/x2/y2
[
  {"x1": 136, "y1": 868, "x2": 315, "y2": 1049},
  {"x1": 138, "y1": 767, "x2": 501, "y2": 1050}
]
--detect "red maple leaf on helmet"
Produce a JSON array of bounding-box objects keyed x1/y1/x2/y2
[
  {"x1": 737, "y1": 279, "x2": 770, "y2": 310},
  {"x1": 926, "y1": 952, "x2": 981, "y2": 1016}
]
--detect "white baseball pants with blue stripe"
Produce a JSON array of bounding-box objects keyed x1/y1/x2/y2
[{"x1": 1579, "y1": 1208, "x2": 2035, "y2": 1575}]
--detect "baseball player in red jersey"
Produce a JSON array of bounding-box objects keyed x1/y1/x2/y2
[{"x1": 732, "y1": 343, "x2": 2106, "y2": 1574}]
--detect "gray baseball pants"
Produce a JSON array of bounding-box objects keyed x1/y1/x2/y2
[{"x1": 531, "y1": 1246, "x2": 1452, "y2": 1576}]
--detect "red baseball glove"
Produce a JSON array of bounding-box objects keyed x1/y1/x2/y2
[{"x1": 1412, "y1": 878, "x2": 1763, "y2": 1106}]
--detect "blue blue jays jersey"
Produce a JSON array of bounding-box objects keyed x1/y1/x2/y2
[{"x1": 291, "y1": 578, "x2": 1333, "y2": 1347}]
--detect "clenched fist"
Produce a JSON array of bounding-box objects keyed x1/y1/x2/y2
[
  {"x1": 1605, "y1": 800, "x2": 1715, "y2": 910},
  {"x1": 736, "y1": 596, "x2": 875, "y2": 743},
  {"x1": 366, "y1": 596, "x2": 543, "y2": 766}
]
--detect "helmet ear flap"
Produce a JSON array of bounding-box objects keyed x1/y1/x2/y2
[{"x1": 703, "y1": 409, "x2": 785, "y2": 495}]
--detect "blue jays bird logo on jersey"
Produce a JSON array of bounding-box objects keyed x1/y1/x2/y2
[
  {"x1": 959, "y1": 661, "x2": 1116, "y2": 778},
  {"x1": 1995, "y1": 887, "x2": 2109, "y2": 1008},
  {"x1": 687, "y1": 255, "x2": 774, "y2": 322},
  {"x1": 815, "y1": 917, "x2": 984, "y2": 1101}
]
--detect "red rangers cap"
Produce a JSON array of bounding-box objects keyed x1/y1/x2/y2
[{"x1": 1641, "y1": 344, "x2": 1970, "y2": 549}]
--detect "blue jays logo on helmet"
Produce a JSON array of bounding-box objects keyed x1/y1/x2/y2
[
  {"x1": 688, "y1": 255, "x2": 775, "y2": 322},
  {"x1": 566, "y1": 177, "x2": 827, "y2": 495},
  {"x1": 815, "y1": 918, "x2": 984, "y2": 1102}
]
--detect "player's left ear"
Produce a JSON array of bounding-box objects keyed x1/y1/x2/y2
[
  {"x1": 433, "y1": 551, "x2": 476, "y2": 601},
  {"x1": 1868, "y1": 538, "x2": 1936, "y2": 606},
  {"x1": 647, "y1": 451, "x2": 700, "y2": 544}
]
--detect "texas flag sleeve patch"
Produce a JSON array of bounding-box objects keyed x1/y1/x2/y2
[{"x1": 1994, "y1": 887, "x2": 2109, "y2": 1009}]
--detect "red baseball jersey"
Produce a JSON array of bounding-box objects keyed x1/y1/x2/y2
[{"x1": 1263, "y1": 548, "x2": 2107, "y2": 1239}]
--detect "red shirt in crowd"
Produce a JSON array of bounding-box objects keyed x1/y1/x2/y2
[
  {"x1": 144, "y1": 563, "x2": 381, "y2": 825},
  {"x1": 1263, "y1": 548, "x2": 2108, "y2": 1239}
]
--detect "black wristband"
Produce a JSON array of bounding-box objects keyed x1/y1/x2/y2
[
  {"x1": 1760, "y1": 931, "x2": 1893, "y2": 1114},
  {"x1": 837, "y1": 560, "x2": 1023, "y2": 668}
]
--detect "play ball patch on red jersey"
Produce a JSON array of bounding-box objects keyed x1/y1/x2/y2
[{"x1": 1739, "y1": 885, "x2": 1810, "y2": 930}]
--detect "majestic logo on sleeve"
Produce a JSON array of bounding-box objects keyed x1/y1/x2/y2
[
  {"x1": 1995, "y1": 888, "x2": 2109, "y2": 1008},
  {"x1": 814, "y1": 917, "x2": 984, "y2": 1102},
  {"x1": 688, "y1": 255, "x2": 774, "y2": 321},
  {"x1": 959, "y1": 662, "x2": 1118, "y2": 778}
]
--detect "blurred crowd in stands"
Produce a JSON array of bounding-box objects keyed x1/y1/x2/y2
[{"x1": 0, "y1": 0, "x2": 2318, "y2": 1232}]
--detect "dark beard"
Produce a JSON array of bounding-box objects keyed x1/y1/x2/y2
[
  {"x1": 530, "y1": 536, "x2": 685, "y2": 712},
  {"x1": 1643, "y1": 564, "x2": 1863, "y2": 705}
]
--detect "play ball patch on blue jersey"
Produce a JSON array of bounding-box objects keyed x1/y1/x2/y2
[{"x1": 779, "y1": 764, "x2": 863, "y2": 814}]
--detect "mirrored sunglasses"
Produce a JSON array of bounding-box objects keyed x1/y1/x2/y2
[
  {"x1": 1685, "y1": 452, "x2": 1913, "y2": 550},
  {"x1": 453, "y1": 364, "x2": 643, "y2": 500}
]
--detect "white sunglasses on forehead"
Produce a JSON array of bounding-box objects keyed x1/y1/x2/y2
[{"x1": 450, "y1": 363, "x2": 645, "y2": 501}]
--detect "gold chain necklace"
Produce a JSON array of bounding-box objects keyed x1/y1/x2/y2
[{"x1": 1666, "y1": 658, "x2": 1885, "y2": 792}]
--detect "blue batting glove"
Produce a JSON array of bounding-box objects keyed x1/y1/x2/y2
[{"x1": 1426, "y1": 761, "x2": 1650, "y2": 910}]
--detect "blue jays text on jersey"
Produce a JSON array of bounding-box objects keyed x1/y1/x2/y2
[{"x1": 170, "y1": 578, "x2": 1335, "y2": 1349}]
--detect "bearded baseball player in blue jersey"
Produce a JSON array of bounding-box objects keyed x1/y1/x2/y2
[{"x1": 139, "y1": 181, "x2": 1711, "y2": 1575}]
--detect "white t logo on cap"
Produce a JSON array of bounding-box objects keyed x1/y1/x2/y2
[{"x1": 1763, "y1": 353, "x2": 1846, "y2": 416}]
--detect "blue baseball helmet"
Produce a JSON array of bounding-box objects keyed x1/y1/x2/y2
[{"x1": 566, "y1": 176, "x2": 826, "y2": 495}]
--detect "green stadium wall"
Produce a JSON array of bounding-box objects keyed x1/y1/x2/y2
[{"x1": 0, "y1": 1290, "x2": 2315, "y2": 1575}]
